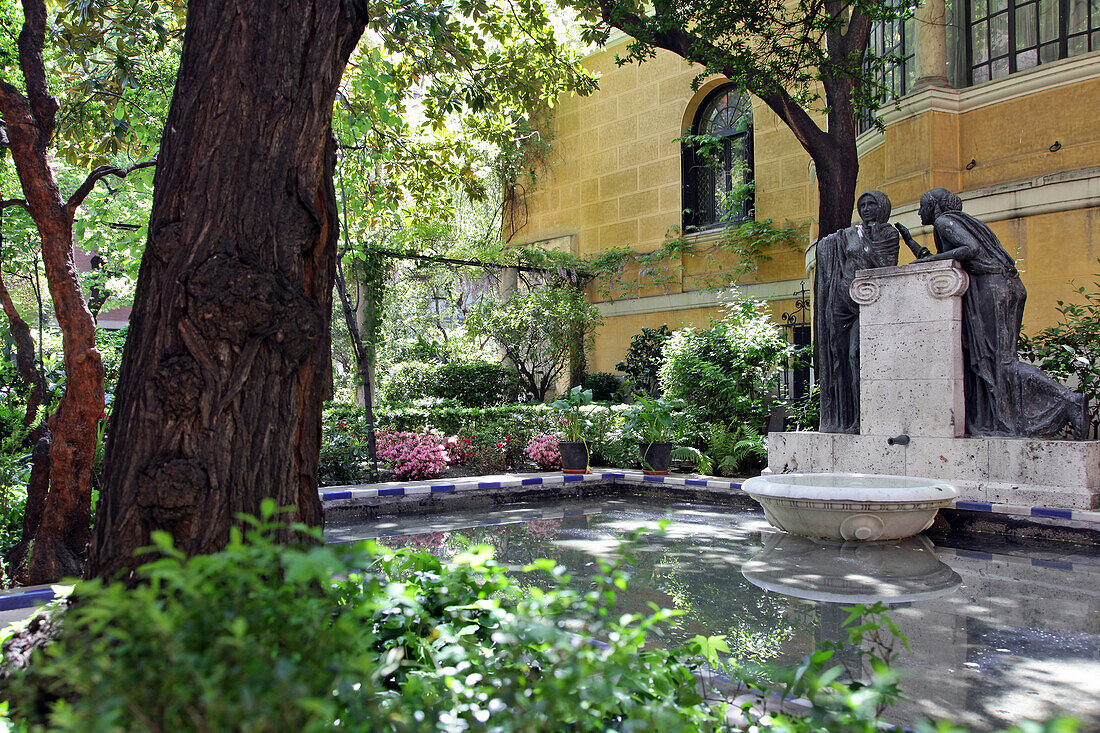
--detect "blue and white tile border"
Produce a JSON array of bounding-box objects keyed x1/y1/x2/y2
[
  {"x1": 321, "y1": 469, "x2": 1100, "y2": 530},
  {"x1": 4, "y1": 471, "x2": 1097, "y2": 615}
]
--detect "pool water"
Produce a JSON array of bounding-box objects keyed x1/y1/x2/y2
[{"x1": 325, "y1": 497, "x2": 1100, "y2": 731}]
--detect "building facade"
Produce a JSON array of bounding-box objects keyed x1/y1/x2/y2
[{"x1": 507, "y1": 0, "x2": 1100, "y2": 380}]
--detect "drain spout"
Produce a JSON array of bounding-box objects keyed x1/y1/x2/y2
[{"x1": 887, "y1": 434, "x2": 910, "y2": 446}]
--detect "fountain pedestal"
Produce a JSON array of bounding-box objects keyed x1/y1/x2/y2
[{"x1": 769, "y1": 261, "x2": 1100, "y2": 510}]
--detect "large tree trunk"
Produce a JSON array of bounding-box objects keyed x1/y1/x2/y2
[
  {"x1": 88, "y1": 0, "x2": 367, "y2": 579},
  {"x1": 813, "y1": 143, "x2": 860, "y2": 239},
  {"x1": 1, "y1": 0, "x2": 106, "y2": 583}
]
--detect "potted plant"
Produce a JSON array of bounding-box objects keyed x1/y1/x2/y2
[
  {"x1": 550, "y1": 386, "x2": 594, "y2": 474},
  {"x1": 624, "y1": 394, "x2": 680, "y2": 475}
]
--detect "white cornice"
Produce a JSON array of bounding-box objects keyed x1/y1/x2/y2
[
  {"x1": 857, "y1": 53, "x2": 1100, "y2": 157},
  {"x1": 806, "y1": 165, "x2": 1100, "y2": 272},
  {"x1": 595, "y1": 277, "x2": 809, "y2": 317}
]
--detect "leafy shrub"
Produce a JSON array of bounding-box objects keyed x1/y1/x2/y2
[
  {"x1": 319, "y1": 420, "x2": 369, "y2": 485},
  {"x1": 787, "y1": 383, "x2": 821, "y2": 431},
  {"x1": 1019, "y1": 265, "x2": 1100, "y2": 439},
  {"x1": 380, "y1": 361, "x2": 523, "y2": 407},
  {"x1": 704, "y1": 422, "x2": 768, "y2": 476},
  {"x1": 581, "y1": 371, "x2": 623, "y2": 402},
  {"x1": 375, "y1": 429, "x2": 451, "y2": 480},
  {"x1": 466, "y1": 286, "x2": 602, "y2": 401},
  {"x1": 1, "y1": 511, "x2": 720, "y2": 731},
  {"x1": 660, "y1": 299, "x2": 789, "y2": 430},
  {"x1": 524, "y1": 433, "x2": 561, "y2": 470},
  {"x1": 616, "y1": 324, "x2": 672, "y2": 397},
  {"x1": 379, "y1": 360, "x2": 440, "y2": 405},
  {"x1": 435, "y1": 360, "x2": 523, "y2": 407},
  {"x1": 584, "y1": 404, "x2": 638, "y2": 467}
]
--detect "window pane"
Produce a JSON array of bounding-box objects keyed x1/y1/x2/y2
[
  {"x1": 1069, "y1": 33, "x2": 1088, "y2": 53},
  {"x1": 1070, "y1": 0, "x2": 1089, "y2": 31},
  {"x1": 974, "y1": 64, "x2": 991, "y2": 82},
  {"x1": 973, "y1": 19, "x2": 990, "y2": 61},
  {"x1": 991, "y1": 0, "x2": 1008, "y2": 13},
  {"x1": 992, "y1": 56, "x2": 1010, "y2": 77},
  {"x1": 1093, "y1": 29, "x2": 1100, "y2": 48},
  {"x1": 1039, "y1": 0, "x2": 1060, "y2": 41},
  {"x1": 1016, "y1": 3, "x2": 1038, "y2": 49},
  {"x1": 972, "y1": 0, "x2": 988, "y2": 19},
  {"x1": 1017, "y1": 47, "x2": 1039, "y2": 67},
  {"x1": 1040, "y1": 40, "x2": 1060, "y2": 60},
  {"x1": 990, "y1": 12, "x2": 1010, "y2": 56}
]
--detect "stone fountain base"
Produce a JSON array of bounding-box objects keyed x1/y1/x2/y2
[
  {"x1": 770, "y1": 261, "x2": 1100, "y2": 512},
  {"x1": 742, "y1": 473, "x2": 957, "y2": 541},
  {"x1": 769, "y1": 432, "x2": 1100, "y2": 510}
]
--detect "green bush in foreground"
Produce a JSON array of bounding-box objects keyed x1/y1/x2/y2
[{"x1": 0, "y1": 507, "x2": 1080, "y2": 733}]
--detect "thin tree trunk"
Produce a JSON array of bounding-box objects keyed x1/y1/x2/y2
[
  {"x1": 0, "y1": 272, "x2": 51, "y2": 582},
  {"x1": 353, "y1": 274, "x2": 377, "y2": 410},
  {"x1": 1, "y1": 0, "x2": 106, "y2": 583},
  {"x1": 88, "y1": 0, "x2": 368, "y2": 579},
  {"x1": 335, "y1": 262, "x2": 377, "y2": 477},
  {"x1": 0, "y1": 273, "x2": 48, "y2": 430}
]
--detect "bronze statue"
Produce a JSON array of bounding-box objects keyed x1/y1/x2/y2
[
  {"x1": 815, "y1": 191, "x2": 909, "y2": 433},
  {"x1": 897, "y1": 188, "x2": 1087, "y2": 439}
]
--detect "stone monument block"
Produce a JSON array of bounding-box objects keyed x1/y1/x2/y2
[{"x1": 851, "y1": 261, "x2": 968, "y2": 437}]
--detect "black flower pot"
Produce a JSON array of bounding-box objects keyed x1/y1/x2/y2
[
  {"x1": 640, "y1": 441, "x2": 673, "y2": 475},
  {"x1": 558, "y1": 441, "x2": 590, "y2": 474}
]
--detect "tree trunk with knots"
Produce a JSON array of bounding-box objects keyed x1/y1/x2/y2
[{"x1": 87, "y1": 0, "x2": 368, "y2": 579}]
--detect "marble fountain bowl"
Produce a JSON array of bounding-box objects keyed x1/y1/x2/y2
[{"x1": 741, "y1": 473, "x2": 958, "y2": 541}]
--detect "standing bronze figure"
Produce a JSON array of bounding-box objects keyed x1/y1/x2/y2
[
  {"x1": 815, "y1": 191, "x2": 904, "y2": 433},
  {"x1": 897, "y1": 188, "x2": 1087, "y2": 439}
]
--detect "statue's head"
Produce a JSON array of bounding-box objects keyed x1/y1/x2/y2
[
  {"x1": 857, "y1": 190, "x2": 891, "y2": 226},
  {"x1": 919, "y1": 188, "x2": 964, "y2": 224}
]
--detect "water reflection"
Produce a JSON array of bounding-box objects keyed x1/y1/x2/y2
[
  {"x1": 742, "y1": 533, "x2": 962, "y2": 604},
  {"x1": 328, "y1": 497, "x2": 1100, "y2": 730}
]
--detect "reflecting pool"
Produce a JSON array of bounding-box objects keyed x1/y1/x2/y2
[{"x1": 326, "y1": 497, "x2": 1100, "y2": 731}]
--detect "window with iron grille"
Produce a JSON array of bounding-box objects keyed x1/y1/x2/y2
[
  {"x1": 968, "y1": 0, "x2": 1100, "y2": 83},
  {"x1": 681, "y1": 86, "x2": 754, "y2": 232},
  {"x1": 857, "y1": 14, "x2": 917, "y2": 134}
]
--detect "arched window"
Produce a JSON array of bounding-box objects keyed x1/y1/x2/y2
[{"x1": 682, "y1": 86, "x2": 754, "y2": 232}]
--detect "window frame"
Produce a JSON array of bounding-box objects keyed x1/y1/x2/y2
[
  {"x1": 681, "y1": 85, "x2": 755, "y2": 233},
  {"x1": 965, "y1": 0, "x2": 1100, "y2": 84}
]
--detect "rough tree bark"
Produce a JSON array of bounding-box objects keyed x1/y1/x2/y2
[
  {"x1": 0, "y1": 0, "x2": 105, "y2": 583},
  {"x1": 88, "y1": 0, "x2": 369, "y2": 579}
]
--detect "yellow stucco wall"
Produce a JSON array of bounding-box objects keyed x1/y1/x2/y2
[{"x1": 515, "y1": 43, "x2": 1100, "y2": 373}]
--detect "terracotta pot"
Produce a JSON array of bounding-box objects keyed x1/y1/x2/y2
[
  {"x1": 558, "y1": 441, "x2": 590, "y2": 474},
  {"x1": 640, "y1": 441, "x2": 673, "y2": 475}
]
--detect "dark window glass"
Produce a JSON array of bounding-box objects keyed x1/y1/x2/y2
[
  {"x1": 682, "y1": 86, "x2": 754, "y2": 231},
  {"x1": 967, "y1": 0, "x2": 1099, "y2": 83},
  {"x1": 858, "y1": 11, "x2": 917, "y2": 134}
]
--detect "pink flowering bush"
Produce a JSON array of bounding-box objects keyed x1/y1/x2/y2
[
  {"x1": 524, "y1": 433, "x2": 561, "y2": 470},
  {"x1": 375, "y1": 429, "x2": 450, "y2": 480}
]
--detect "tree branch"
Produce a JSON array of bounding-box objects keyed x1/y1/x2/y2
[
  {"x1": 16, "y1": 0, "x2": 58, "y2": 148},
  {"x1": 65, "y1": 154, "x2": 158, "y2": 213},
  {"x1": 1, "y1": 198, "x2": 30, "y2": 212},
  {"x1": 593, "y1": 1, "x2": 832, "y2": 154}
]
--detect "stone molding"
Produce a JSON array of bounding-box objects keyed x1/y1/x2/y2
[
  {"x1": 805, "y1": 165, "x2": 1100, "y2": 274},
  {"x1": 850, "y1": 261, "x2": 970, "y2": 306},
  {"x1": 856, "y1": 53, "x2": 1100, "y2": 157},
  {"x1": 593, "y1": 277, "x2": 808, "y2": 317}
]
